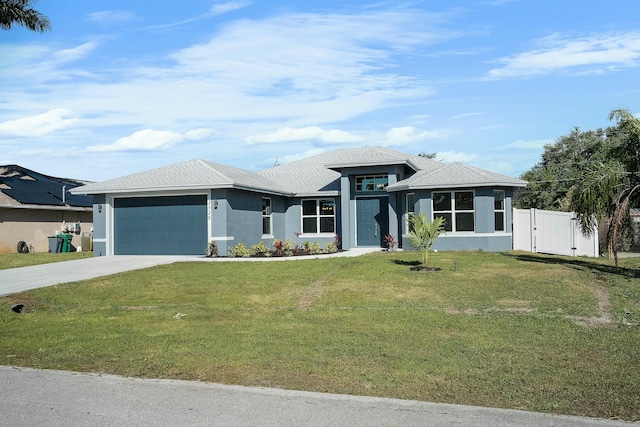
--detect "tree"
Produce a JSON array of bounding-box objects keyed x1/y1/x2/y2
[
  {"x1": 0, "y1": 0, "x2": 51, "y2": 33},
  {"x1": 407, "y1": 213, "x2": 445, "y2": 268},
  {"x1": 570, "y1": 108, "x2": 640, "y2": 265},
  {"x1": 514, "y1": 127, "x2": 613, "y2": 211}
]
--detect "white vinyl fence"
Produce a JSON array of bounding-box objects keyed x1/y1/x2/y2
[{"x1": 513, "y1": 208, "x2": 599, "y2": 257}]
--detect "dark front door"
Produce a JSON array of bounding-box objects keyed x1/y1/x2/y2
[{"x1": 356, "y1": 197, "x2": 388, "y2": 247}]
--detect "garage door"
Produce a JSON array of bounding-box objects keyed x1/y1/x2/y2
[{"x1": 114, "y1": 195, "x2": 207, "y2": 255}]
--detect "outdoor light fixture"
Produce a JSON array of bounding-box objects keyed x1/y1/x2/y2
[{"x1": 98, "y1": 204, "x2": 102, "y2": 213}]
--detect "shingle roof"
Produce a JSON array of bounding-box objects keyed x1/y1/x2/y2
[
  {"x1": 258, "y1": 147, "x2": 445, "y2": 196},
  {"x1": 71, "y1": 159, "x2": 291, "y2": 196},
  {"x1": 386, "y1": 161, "x2": 527, "y2": 191},
  {"x1": 324, "y1": 146, "x2": 439, "y2": 170},
  {"x1": 71, "y1": 147, "x2": 527, "y2": 197}
]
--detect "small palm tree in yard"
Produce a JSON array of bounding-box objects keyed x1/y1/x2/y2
[{"x1": 408, "y1": 213, "x2": 445, "y2": 269}]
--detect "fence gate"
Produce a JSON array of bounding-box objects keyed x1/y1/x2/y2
[{"x1": 513, "y1": 208, "x2": 599, "y2": 257}]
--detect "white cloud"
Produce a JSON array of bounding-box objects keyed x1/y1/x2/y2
[
  {"x1": 86, "y1": 11, "x2": 135, "y2": 25},
  {"x1": 450, "y1": 112, "x2": 482, "y2": 119},
  {"x1": 209, "y1": 1, "x2": 252, "y2": 16},
  {"x1": 488, "y1": 32, "x2": 640, "y2": 79},
  {"x1": 0, "y1": 109, "x2": 80, "y2": 137},
  {"x1": 245, "y1": 126, "x2": 362, "y2": 144},
  {"x1": 384, "y1": 126, "x2": 442, "y2": 145},
  {"x1": 2, "y1": 7, "x2": 453, "y2": 132},
  {"x1": 52, "y1": 42, "x2": 100, "y2": 64},
  {"x1": 501, "y1": 139, "x2": 552, "y2": 150},
  {"x1": 277, "y1": 148, "x2": 326, "y2": 164},
  {"x1": 184, "y1": 128, "x2": 214, "y2": 140},
  {"x1": 87, "y1": 128, "x2": 212, "y2": 152},
  {"x1": 436, "y1": 150, "x2": 478, "y2": 163}
]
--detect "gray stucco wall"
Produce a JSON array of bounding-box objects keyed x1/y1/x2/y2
[
  {"x1": 283, "y1": 198, "x2": 339, "y2": 249},
  {"x1": 400, "y1": 188, "x2": 515, "y2": 252},
  {"x1": 92, "y1": 194, "x2": 107, "y2": 256},
  {"x1": 210, "y1": 190, "x2": 289, "y2": 255}
]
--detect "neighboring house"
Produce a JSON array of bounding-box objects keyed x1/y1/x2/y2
[
  {"x1": 0, "y1": 165, "x2": 93, "y2": 253},
  {"x1": 71, "y1": 147, "x2": 527, "y2": 256}
]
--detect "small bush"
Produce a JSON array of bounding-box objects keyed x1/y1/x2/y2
[
  {"x1": 228, "y1": 243, "x2": 251, "y2": 257},
  {"x1": 324, "y1": 242, "x2": 338, "y2": 253},
  {"x1": 250, "y1": 241, "x2": 270, "y2": 256},
  {"x1": 206, "y1": 241, "x2": 218, "y2": 257}
]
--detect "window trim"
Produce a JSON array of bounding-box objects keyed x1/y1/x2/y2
[
  {"x1": 262, "y1": 197, "x2": 272, "y2": 237},
  {"x1": 355, "y1": 175, "x2": 389, "y2": 192},
  {"x1": 301, "y1": 198, "x2": 336, "y2": 236},
  {"x1": 432, "y1": 190, "x2": 475, "y2": 233},
  {"x1": 404, "y1": 192, "x2": 415, "y2": 235},
  {"x1": 494, "y1": 190, "x2": 506, "y2": 232}
]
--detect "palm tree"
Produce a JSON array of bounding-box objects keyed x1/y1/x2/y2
[
  {"x1": 407, "y1": 213, "x2": 446, "y2": 268},
  {"x1": 571, "y1": 108, "x2": 640, "y2": 265},
  {"x1": 0, "y1": 0, "x2": 51, "y2": 32}
]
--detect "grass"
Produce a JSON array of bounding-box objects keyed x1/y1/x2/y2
[
  {"x1": 0, "y1": 252, "x2": 89, "y2": 270},
  {"x1": 1, "y1": 250, "x2": 639, "y2": 420}
]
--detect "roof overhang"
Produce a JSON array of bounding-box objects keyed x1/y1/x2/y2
[
  {"x1": 0, "y1": 203, "x2": 92, "y2": 212},
  {"x1": 386, "y1": 181, "x2": 528, "y2": 192},
  {"x1": 326, "y1": 159, "x2": 413, "y2": 171},
  {"x1": 71, "y1": 183, "x2": 293, "y2": 197}
]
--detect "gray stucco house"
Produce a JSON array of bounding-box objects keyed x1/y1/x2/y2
[{"x1": 71, "y1": 147, "x2": 527, "y2": 256}]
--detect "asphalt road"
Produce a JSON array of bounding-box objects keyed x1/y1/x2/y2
[{"x1": 0, "y1": 366, "x2": 636, "y2": 427}]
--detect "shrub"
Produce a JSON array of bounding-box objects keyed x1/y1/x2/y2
[
  {"x1": 206, "y1": 241, "x2": 218, "y2": 257},
  {"x1": 283, "y1": 238, "x2": 296, "y2": 255},
  {"x1": 324, "y1": 242, "x2": 338, "y2": 253},
  {"x1": 250, "y1": 241, "x2": 270, "y2": 256},
  {"x1": 272, "y1": 239, "x2": 284, "y2": 255},
  {"x1": 384, "y1": 234, "x2": 397, "y2": 250},
  {"x1": 228, "y1": 243, "x2": 251, "y2": 257},
  {"x1": 309, "y1": 241, "x2": 322, "y2": 254}
]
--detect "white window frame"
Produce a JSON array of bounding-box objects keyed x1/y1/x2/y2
[
  {"x1": 355, "y1": 175, "x2": 389, "y2": 192},
  {"x1": 404, "y1": 192, "x2": 415, "y2": 235},
  {"x1": 301, "y1": 198, "x2": 336, "y2": 236},
  {"x1": 432, "y1": 190, "x2": 475, "y2": 233},
  {"x1": 262, "y1": 197, "x2": 272, "y2": 237},
  {"x1": 494, "y1": 190, "x2": 506, "y2": 232}
]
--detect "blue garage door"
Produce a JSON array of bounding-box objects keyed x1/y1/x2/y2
[{"x1": 114, "y1": 195, "x2": 207, "y2": 255}]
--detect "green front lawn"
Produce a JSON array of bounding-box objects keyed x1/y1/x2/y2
[
  {"x1": 0, "y1": 252, "x2": 89, "y2": 270},
  {"x1": 1, "y1": 251, "x2": 639, "y2": 420}
]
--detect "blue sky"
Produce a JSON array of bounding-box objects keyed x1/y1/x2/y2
[{"x1": 2, "y1": 1, "x2": 639, "y2": 182}]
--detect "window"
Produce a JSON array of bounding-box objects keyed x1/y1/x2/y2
[
  {"x1": 404, "y1": 193, "x2": 415, "y2": 234},
  {"x1": 432, "y1": 191, "x2": 475, "y2": 232},
  {"x1": 494, "y1": 190, "x2": 505, "y2": 232},
  {"x1": 262, "y1": 197, "x2": 272, "y2": 235},
  {"x1": 302, "y1": 199, "x2": 335, "y2": 234},
  {"x1": 356, "y1": 175, "x2": 388, "y2": 192}
]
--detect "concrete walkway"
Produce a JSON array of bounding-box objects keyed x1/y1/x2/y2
[
  {"x1": 1, "y1": 366, "x2": 635, "y2": 427},
  {"x1": 0, "y1": 248, "x2": 380, "y2": 297}
]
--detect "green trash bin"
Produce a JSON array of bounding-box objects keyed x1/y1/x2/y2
[{"x1": 60, "y1": 233, "x2": 73, "y2": 253}]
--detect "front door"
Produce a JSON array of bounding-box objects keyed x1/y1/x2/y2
[{"x1": 356, "y1": 197, "x2": 389, "y2": 246}]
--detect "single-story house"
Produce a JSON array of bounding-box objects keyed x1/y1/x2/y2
[
  {"x1": 0, "y1": 165, "x2": 93, "y2": 253},
  {"x1": 71, "y1": 147, "x2": 527, "y2": 256}
]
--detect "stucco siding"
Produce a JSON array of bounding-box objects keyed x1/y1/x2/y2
[{"x1": 0, "y1": 207, "x2": 92, "y2": 253}]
